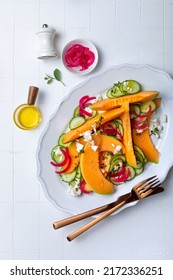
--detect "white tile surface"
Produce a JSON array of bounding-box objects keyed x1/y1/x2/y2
[
  {"x1": 13, "y1": 228, "x2": 39, "y2": 253},
  {"x1": 0, "y1": 0, "x2": 173, "y2": 261},
  {"x1": 14, "y1": 202, "x2": 38, "y2": 228},
  {"x1": 14, "y1": 153, "x2": 39, "y2": 202}
]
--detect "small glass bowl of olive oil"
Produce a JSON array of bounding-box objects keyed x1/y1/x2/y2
[{"x1": 13, "y1": 86, "x2": 42, "y2": 130}]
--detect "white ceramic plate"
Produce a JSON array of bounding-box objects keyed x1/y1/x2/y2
[
  {"x1": 36, "y1": 64, "x2": 173, "y2": 215},
  {"x1": 62, "y1": 39, "x2": 98, "y2": 75}
]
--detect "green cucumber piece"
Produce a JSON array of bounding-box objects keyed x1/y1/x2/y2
[
  {"x1": 134, "y1": 145, "x2": 147, "y2": 163},
  {"x1": 135, "y1": 161, "x2": 144, "y2": 169},
  {"x1": 106, "y1": 88, "x2": 116, "y2": 99},
  {"x1": 51, "y1": 145, "x2": 60, "y2": 161},
  {"x1": 58, "y1": 133, "x2": 72, "y2": 147},
  {"x1": 109, "y1": 154, "x2": 126, "y2": 171},
  {"x1": 69, "y1": 116, "x2": 85, "y2": 130},
  {"x1": 51, "y1": 145, "x2": 65, "y2": 163},
  {"x1": 73, "y1": 106, "x2": 97, "y2": 119},
  {"x1": 106, "y1": 82, "x2": 125, "y2": 98},
  {"x1": 134, "y1": 150, "x2": 145, "y2": 163},
  {"x1": 113, "y1": 119, "x2": 124, "y2": 136},
  {"x1": 135, "y1": 165, "x2": 144, "y2": 175},
  {"x1": 130, "y1": 105, "x2": 141, "y2": 118},
  {"x1": 135, "y1": 161, "x2": 144, "y2": 175},
  {"x1": 120, "y1": 80, "x2": 141, "y2": 94},
  {"x1": 85, "y1": 109, "x2": 97, "y2": 120},
  {"x1": 73, "y1": 106, "x2": 80, "y2": 117},
  {"x1": 68, "y1": 179, "x2": 78, "y2": 188},
  {"x1": 76, "y1": 164, "x2": 82, "y2": 179},
  {"x1": 126, "y1": 165, "x2": 136, "y2": 181},
  {"x1": 60, "y1": 170, "x2": 77, "y2": 183},
  {"x1": 140, "y1": 100, "x2": 156, "y2": 113}
]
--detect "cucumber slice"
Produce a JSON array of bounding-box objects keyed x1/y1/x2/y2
[
  {"x1": 107, "y1": 88, "x2": 116, "y2": 99},
  {"x1": 85, "y1": 109, "x2": 97, "y2": 120},
  {"x1": 73, "y1": 105, "x2": 97, "y2": 119},
  {"x1": 134, "y1": 150, "x2": 145, "y2": 163},
  {"x1": 51, "y1": 145, "x2": 60, "y2": 161},
  {"x1": 76, "y1": 164, "x2": 82, "y2": 179},
  {"x1": 69, "y1": 116, "x2": 85, "y2": 130},
  {"x1": 113, "y1": 119, "x2": 124, "y2": 136},
  {"x1": 51, "y1": 145, "x2": 65, "y2": 163},
  {"x1": 109, "y1": 154, "x2": 126, "y2": 171},
  {"x1": 60, "y1": 170, "x2": 77, "y2": 183},
  {"x1": 135, "y1": 161, "x2": 144, "y2": 169},
  {"x1": 130, "y1": 105, "x2": 141, "y2": 118},
  {"x1": 58, "y1": 133, "x2": 72, "y2": 147},
  {"x1": 120, "y1": 80, "x2": 141, "y2": 94},
  {"x1": 106, "y1": 83, "x2": 124, "y2": 98},
  {"x1": 135, "y1": 161, "x2": 144, "y2": 175},
  {"x1": 140, "y1": 100, "x2": 156, "y2": 113},
  {"x1": 69, "y1": 179, "x2": 78, "y2": 188},
  {"x1": 126, "y1": 165, "x2": 136, "y2": 181},
  {"x1": 135, "y1": 165, "x2": 144, "y2": 175},
  {"x1": 134, "y1": 145, "x2": 147, "y2": 163},
  {"x1": 73, "y1": 106, "x2": 80, "y2": 117}
]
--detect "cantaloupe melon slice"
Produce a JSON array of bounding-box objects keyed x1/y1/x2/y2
[
  {"x1": 91, "y1": 91, "x2": 159, "y2": 111},
  {"x1": 80, "y1": 138, "x2": 114, "y2": 195}
]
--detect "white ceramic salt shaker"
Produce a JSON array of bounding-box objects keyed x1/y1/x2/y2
[{"x1": 36, "y1": 24, "x2": 58, "y2": 59}]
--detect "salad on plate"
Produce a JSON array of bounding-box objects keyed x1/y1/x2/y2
[{"x1": 50, "y1": 80, "x2": 164, "y2": 197}]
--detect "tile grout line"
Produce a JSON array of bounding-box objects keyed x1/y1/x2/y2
[
  {"x1": 38, "y1": 0, "x2": 41, "y2": 261},
  {"x1": 12, "y1": 0, "x2": 16, "y2": 260},
  {"x1": 138, "y1": 0, "x2": 142, "y2": 64},
  {"x1": 163, "y1": 0, "x2": 165, "y2": 71}
]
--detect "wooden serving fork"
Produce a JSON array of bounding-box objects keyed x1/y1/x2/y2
[{"x1": 67, "y1": 175, "x2": 161, "y2": 241}]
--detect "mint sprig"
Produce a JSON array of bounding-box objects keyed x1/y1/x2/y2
[{"x1": 44, "y1": 68, "x2": 65, "y2": 86}]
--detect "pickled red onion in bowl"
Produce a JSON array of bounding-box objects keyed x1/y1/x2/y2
[{"x1": 62, "y1": 39, "x2": 98, "y2": 75}]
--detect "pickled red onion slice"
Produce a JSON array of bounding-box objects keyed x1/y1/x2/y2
[
  {"x1": 79, "y1": 95, "x2": 96, "y2": 117},
  {"x1": 108, "y1": 164, "x2": 126, "y2": 178},
  {"x1": 112, "y1": 168, "x2": 131, "y2": 183},
  {"x1": 50, "y1": 147, "x2": 69, "y2": 167},
  {"x1": 64, "y1": 44, "x2": 95, "y2": 71}
]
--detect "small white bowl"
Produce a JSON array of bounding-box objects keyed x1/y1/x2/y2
[{"x1": 62, "y1": 39, "x2": 98, "y2": 75}]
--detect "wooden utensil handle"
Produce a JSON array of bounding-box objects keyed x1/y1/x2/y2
[
  {"x1": 53, "y1": 203, "x2": 115, "y2": 229},
  {"x1": 67, "y1": 200, "x2": 126, "y2": 242}
]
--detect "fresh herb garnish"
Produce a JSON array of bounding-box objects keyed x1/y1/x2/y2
[
  {"x1": 44, "y1": 68, "x2": 65, "y2": 86},
  {"x1": 150, "y1": 126, "x2": 163, "y2": 139}
]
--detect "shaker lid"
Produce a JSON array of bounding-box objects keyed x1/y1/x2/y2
[{"x1": 36, "y1": 24, "x2": 56, "y2": 34}]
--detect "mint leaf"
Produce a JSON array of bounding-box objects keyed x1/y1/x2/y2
[
  {"x1": 53, "y1": 69, "x2": 61, "y2": 81},
  {"x1": 44, "y1": 68, "x2": 65, "y2": 86}
]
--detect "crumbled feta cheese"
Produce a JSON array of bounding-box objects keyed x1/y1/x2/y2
[
  {"x1": 91, "y1": 124, "x2": 97, "y2": 134},
  {"x1": 136, "y1": 129, "x2": 144, "y2": 134},
  {"x1": 84, "y1": 107, "x2": 93, "y2": 114},
  {"x1": 54, "y1": 147, "x2": 63, "y2": 161},
  {"x1": 101, "y1": 168, "x2": 106, "y2": 174},
  {"x1": 94, "y1": 94, "x2": 103, "y2": 102},
  {"x1": 83, "y1": 130, "x2": 92, "y2": 142},
  {"x1": 68, "y1": 187, "x2": 81, "y2": 197},
  {"x1": 76, "y1": 141, "x2": 84, "y2": 153},
  {"x1": 68, "y1": 179, "x2": 81, "y2": 197},
  {"x1": 113, "y1": 145, "x2": 122, "y2": 154},
  {"x1": 149, "y1": 114, "x2": 167, "y2": 139},
  {"x1": 54, "y1": 146, "x2": 61, "y2": 156},
  {"x1": 91, "y1": 140, "x2": 98, "y2": 152}
]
